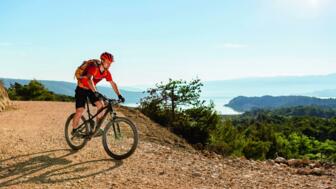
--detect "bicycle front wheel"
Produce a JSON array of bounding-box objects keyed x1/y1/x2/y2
[{"x1": 102, "y1": 117, "x2": 138, "y2": 160}]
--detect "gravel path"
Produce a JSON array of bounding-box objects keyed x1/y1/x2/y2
[{"x1": 0, "y1": 101, "x2": 335, "y2": 189}]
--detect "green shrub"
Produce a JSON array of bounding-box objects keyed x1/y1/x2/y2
[
  {"x1": 208, "y1": 119, "x2": 246, "y2": 156},
  {"x1": 7, "y1": 80, "x2": 74, "y2": 102},
  {"x1": 140, "y1": 79, "x2": 336, "y2": 162},
  {"x1": 243, "y1": 140, "x2": 272, "y2": 160}
]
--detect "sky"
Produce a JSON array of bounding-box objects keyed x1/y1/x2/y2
[{"x1": 0, "y1": 0, "x2": 335, "y2": 87}]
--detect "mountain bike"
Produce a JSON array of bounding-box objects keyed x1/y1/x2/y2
[{"x1": 64, "y1": 92, "x2": 138, "y2": 160}]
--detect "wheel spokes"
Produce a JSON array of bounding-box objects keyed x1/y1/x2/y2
[{"x1": 105, "y1": 120, "x2": 135, "y2": 156}]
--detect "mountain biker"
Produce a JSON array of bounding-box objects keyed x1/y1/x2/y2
[{"x1": 72, "y1": 52, "x2": 125, "y2": 136}]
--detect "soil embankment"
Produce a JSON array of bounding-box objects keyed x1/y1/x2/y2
[{"x1": 0, "y1": 101, "x2": 335, "y2": 188}]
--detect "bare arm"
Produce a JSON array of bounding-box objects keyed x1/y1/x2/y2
[
  {"x1": 109, "y1": 80, "x2": 121, "y2": 96},
  {"x1": 87, "y1": 75, "x2": 97, "y2": 92}
]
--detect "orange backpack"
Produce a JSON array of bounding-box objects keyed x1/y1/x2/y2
[{"x1": 74, "y1": 59, "x2": 101, "y2": 80}]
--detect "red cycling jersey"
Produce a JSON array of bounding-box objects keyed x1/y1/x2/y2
[{"x1": 78, "y1": 65, "x2": 112, "y2": 89}]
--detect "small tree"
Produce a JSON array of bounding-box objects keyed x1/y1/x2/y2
[
  {"x1": 140, "y1": 78, "x2": 203, "y2": 124},
  {"x1": 140, "y1": 78, "x2": 221, "y2": 146}
]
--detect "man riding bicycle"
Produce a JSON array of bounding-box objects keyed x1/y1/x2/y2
[{"x1": 72, "y1": 52, "x2": 125, "y2": 136}]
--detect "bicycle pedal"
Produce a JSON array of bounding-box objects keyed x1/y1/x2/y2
[{"x1": 83, "y1": 134, "x2": 92, "y2": 140}]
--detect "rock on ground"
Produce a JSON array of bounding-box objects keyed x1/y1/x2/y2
[{"x1": 0, "y1": 101, "x2": 335, "y2": 189}]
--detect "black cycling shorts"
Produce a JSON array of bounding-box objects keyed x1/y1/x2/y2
[{"x1": 75, "y1": 86, "x2": 99, "y2": 109}]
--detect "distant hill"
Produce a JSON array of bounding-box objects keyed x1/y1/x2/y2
[
  {"x1": 225, "y1": 95, "x2": 336, "y2": 112},
  {"x1": 91, "y1": 73, "x2": 336, "y2": 99},
  {"x1": 307, "y1": 88, "x2": 336, "y2": 97},
  {"x1": 202, "y1": 73, "x2": 336, "y2": 98},
  {"x1": 243, "y1": 105, "x2": 336, "y2": 119},
  {"x1": 0, "y1": 78, "x2": 146, "y2": 105}
]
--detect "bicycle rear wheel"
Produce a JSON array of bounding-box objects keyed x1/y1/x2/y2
[
  {"x1": 64, "y1": 113, "x2": 90, "y2": 150},
  {"x1": 102, "y1": 117, "x2": 138, "y2": 160}
]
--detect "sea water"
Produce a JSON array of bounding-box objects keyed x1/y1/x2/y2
[{"x1": 124, "y1": 96, "x2": 241, "y2": 115}]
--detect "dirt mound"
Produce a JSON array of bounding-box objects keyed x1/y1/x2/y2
[
  {"x1": 0, "y1": 101, "x2": 335, "y2": 188},
  {"x1": 0, "y1": 82, "x2": 11, "y2": 112},
  {"x1": 116, "y1": 106, "x2": 194, "y2": 151}
]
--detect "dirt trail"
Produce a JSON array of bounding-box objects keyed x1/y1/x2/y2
[{"x1": 0, "y1": 101, "x2": 335, "y2": 189}]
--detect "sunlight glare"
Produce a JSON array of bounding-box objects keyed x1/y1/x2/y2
[{"x1": 274, "y1": 0, "x2": 333, "y2": 18}]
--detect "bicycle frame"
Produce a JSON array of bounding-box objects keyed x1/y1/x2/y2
[
  {"x1": 65, "y1": 93, "x2": 138, "y2": 159},
  {"x1": 77, "y1": 98, "x2": 116, "y2": 136}
]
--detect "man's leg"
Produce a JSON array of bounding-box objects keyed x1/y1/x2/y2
[
  {"x1": 94, "y1": 100, "x2": 104, "y2": 123},
  {"x1": 73, "y1": 86, "x2": 87, "y2": 130},
  {"x1": 93, "y1": 100, "x2": 105, "y2": 137},
  {"x1": 72, "y1": 107, "x2": 85, "y2": 129}
]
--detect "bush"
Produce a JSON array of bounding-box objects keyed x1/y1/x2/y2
[
  {"x1": 243, "y1": 140, "x2": 272, "y2": 160},
  {"x1": 173, "y1": 103, "x2": 220, "y2": 145},
  {"x1": 208, "y1": 119, "x2": 246, "y2": 156},
  {"x1": 140, "y1": 79, "x2": 336, "y2": 162},
  {"x1": 7, "y1": 80, "x2": 74, "y2": 102}
]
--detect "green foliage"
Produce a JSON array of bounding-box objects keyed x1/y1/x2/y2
[
  {"x1": 140, "y1": 79, "x2": 336, "y2": 162},
  {"x1": 243, "y1": 140, "x2": 272, "y2": 160},
  {"x1": 7, "y1": 80, "x2": 74, "y2": 102},
  {"x1": 173, "y1": 102, "x2": 220, "y2": 145},
  {"x1": 246, "y1": 105, "x2": 336, "y2": 119},
  {"x1": 140, "y1": 78, "x2": 203, "y2": 124},
  {"x1": 209, "y1": 119, "x2": 246, "y2": 156},
  {"x1": 318, "y1": 139, "x2": 336, "y2": 162},
  {"x1": 139, "y1": 97, "x2": 170, "y2": 126},
  {"x1": 140, "y1": 79, "x2": 220, "y2": 146},
  {"x1": 286, "y1": 133, "x2": 312, "y2": 158},
  {"x1": 274, "y1": 133, "x2": 291, "y2": 157}
]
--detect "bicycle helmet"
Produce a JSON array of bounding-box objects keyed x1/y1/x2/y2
[{"x1": 100, "y1": 52, "x2": 113, "y2": 62}]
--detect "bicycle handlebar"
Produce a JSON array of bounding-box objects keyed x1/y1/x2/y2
[{"x1": 96, "y1": 92, "x2": 123, "y2": 105}]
